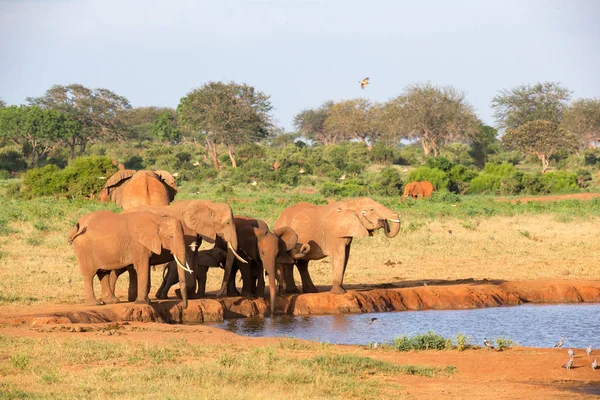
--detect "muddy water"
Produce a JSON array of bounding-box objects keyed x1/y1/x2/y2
[{"x1": 209, "y1": 303, "x2": 600, "y2": 349}]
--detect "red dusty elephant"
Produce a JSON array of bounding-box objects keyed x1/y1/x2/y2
[
  {"x1": 401, "y1": 181, "x2": 435, "y2": 201},
  {"x1": 99, "y1": 170, "x2": 178, "y2": 210}
]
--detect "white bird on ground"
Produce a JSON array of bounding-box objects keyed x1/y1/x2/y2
[
  {"x1": 172, "y1": 172, "x2": 179, "y2": 177},
  {"x1": 586, "y1": 345, "x2": 593, "y2": 356},
  {"x1": 592, "y1": 359, "x2": 598, "y2": 370},
  {"x1": 193, "y1": 161, "x2": 200, "y2": 167},
  {"x1": 554, "y1": 337, "x2": 565, "y2": 348},
  {"x1": 339, "y1": 174, "x2": 346, "y2": 181},
  {"x1": 483, "y1": 338, "x2": 495, "y2": 350},
  {"x1": 568, "y1": 349, "x2": 575, "y2": 359},
  {"x1": 562, "y1": 358, "x2": 573, "y2": 370}
]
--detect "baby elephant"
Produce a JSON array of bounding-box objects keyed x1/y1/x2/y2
[
  {"x1": 68, "y1": 210, "x2": 190, "y2": 308},
  {"x1": 156, "y1": 247, "x2": 228, "y2": 299}
]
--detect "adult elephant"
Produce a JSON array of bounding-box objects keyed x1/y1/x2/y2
[
  {"x1": 113, "y1": 200, "x2": 245, "y2": 301},
  {"x1": 99, "y1": 169, "x2": 178, "y2": 210},
  {"x1": 274, "y1": 197, "x2": 400, "y2": 294},
  {"x1": 401, "y1": 181, "x2": 435, "y2": 201},
  {"x1": 68, "y1": 210, "x2": 190, "y2": 308}
]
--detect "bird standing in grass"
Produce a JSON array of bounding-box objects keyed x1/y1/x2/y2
[
  {"x1": 359, "y1": 77, "x2": 369, "y2": 89},
  {"x1": 483, "y1": 338, "x2": 495, "y2": 350},
  {"x1": 563, "y1": 358, "x2": 573, "y2": 370},
  {"x1": 554, "y1": 337, "x2": 565, "y2": 348},
  {"x1": 568, "y1": 349, "x2": 574, "y2": 359},
  {"x1": 592, "y1": 359, "x2": 598, "y2": 370},
  {"x1": 586, "y1": 345, "x2": 593, "y2": 356}
]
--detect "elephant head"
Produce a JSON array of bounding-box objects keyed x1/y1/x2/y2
[
  {"x1": 128, "y1": 213, "x2": 190, "y2": 308},
  {"x1": 100, "y1": 170, "x2": 179, "y2": 210},
  {"x1": 334, "y1": 197, "x2": 401, "y2": 239}
]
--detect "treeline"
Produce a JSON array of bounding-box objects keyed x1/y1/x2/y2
[{"x1": 1, "y1": 80, "x2": 600, "y2": 197}]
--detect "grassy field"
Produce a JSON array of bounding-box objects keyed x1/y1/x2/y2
[{"x1": 0, "y1": 180, "x2": 599, "y2": 306}]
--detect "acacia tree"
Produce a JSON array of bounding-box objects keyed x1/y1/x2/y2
[
  {"x1": 0, "y1": 106, "x2": 80, "y2": 166},
  {"x1": 178, "y1": 81, "x2": 273, "y2": 169},
  {"x1": 293, "y1": 101, "x2": 337, "y2": 145},
  {"x1": 491, "y1": 82, "x2": 572, "y2": 130},
  {"x1": 151, "y1": 110, "x2": 180, "y2": 143},
  {"x1": 323, "y1": 98, "x2": 378, "y2": 146},
  {"x1": 562, "y1": 98, "x2": 600, "y2": 149},
  {"x1": 385, "y1": 83, "x2": 479, "y2": 157},
  {"x1": 27, "y1": 84, "x2": 131, "y2": 159},
  {"x1": 502, "y1": 120, "x2": 576, "y2": 173},
  {"x1": 0, "y1": 98, "x2": 6, "y2": 108}
]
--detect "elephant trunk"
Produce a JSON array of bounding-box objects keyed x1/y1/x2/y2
[
  {"x1": 264, "y1": 259, "x2": 277, "y2": 315},
  {"x1": 383, "y1": 214, "x2": 401, "y2": 238}
]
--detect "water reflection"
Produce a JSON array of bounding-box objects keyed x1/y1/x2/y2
[{"x1": 207, "y1": 303, "x2": 600, "y2": 348}]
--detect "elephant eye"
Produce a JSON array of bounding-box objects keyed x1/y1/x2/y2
[{"x1": 169, "y1": 235, "x2": 174, "y2": 239}]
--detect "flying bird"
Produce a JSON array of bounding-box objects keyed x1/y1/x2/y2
[
  {"x1": 554, "y1": 337, "x2": 565, "y2": 348},
  {"x1": 568, "y1": 349, "x2": 574, "y2": 359},
  {"x1": 359, "y1": 77, "x2": 369, "y2": 89},
  {"x1": 368, "y1": 317, "x2": 377, "y2": 325},
  {"x1": 586, "y1": 345, "x2": 593, "y2": 356},
  {"x1": 562, "y1": 358, "x2": 573, "y2": 370},
  {"x1": 483, "y1": 338, "x2": 495, "y2": 350},
  {"x1": 592, "y1": 359, "x2": 598, "y2": 370}
]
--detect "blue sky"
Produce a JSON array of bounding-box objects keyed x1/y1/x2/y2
[{"x1": 1, "y1": 0, "x2": 599, "y2": 130}]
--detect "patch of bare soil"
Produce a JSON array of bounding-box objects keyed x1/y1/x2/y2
[{"x1": 495, "y1": 192, "x2": 600, "y2": 204}]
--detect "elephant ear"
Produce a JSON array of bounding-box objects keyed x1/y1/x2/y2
[
  {"x1": 127, "y1": 212, "x2": 162, "y2": 255},
  {"x1": 330, "y1": 210, "x2": 369, "y2": 238},
  {"x1": 273, "y1": 226, "x2": 298, "y2": 252},
  {"x1": 181, "y1": 201, "x2": 217, "y2": 243},
  {"x1": 154, "y1": 170, "x2": 179, "y2": 201},
  {"x1": 104, "y1": 170, "x2": 137, "y2": 189}
]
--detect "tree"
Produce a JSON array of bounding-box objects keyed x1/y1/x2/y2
[
  {"x1": 121, "y1": 106, "x2": 169, "y2": 142},
  {"x1": 177, "y1": 81, "x2": 273, "y2": 169},
  {"x1": 385, "y1": 83, "x2": 479, "y2": 157},
  {"x1": 491, "y1": 82, "x2": 572, "y2": 130},
  {"x1": 562, "y1": 98, "x2": 600, "y2": 149},
  {"x1": 502, "y1": 120, "x2": 577, "y2": 173},
  {"x1": 152, "y1": 110, "x2": 180, "y2": 143},
  {"x1": 293, "y1": 101, "x2": 336, "y2": 145},
  {"x1": 27, "y1": 84, "x2": 131, "y2": 159},
  {"x1": 323, "y1": 98, "x2": 378, "y2": 146},
  {"x1": 469, "y1": 124, "x2": 500, "y2": 167},
  {"x1": 0, "y1": 106, "x2": 80, "y2": 166},
  {"x1": 0, "y1": 98, "x2": 6, "y2": 108}
]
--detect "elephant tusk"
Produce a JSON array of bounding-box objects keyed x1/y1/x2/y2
[
  {"x1": 387, "y1": 218, "x2": 400, "y2": 223},
  {"x1": 228, "y1": 242, "x2": 248, "y2": 264},
  {"x1": 174, "y1": 254, "x2": 193, "y2": 274}
]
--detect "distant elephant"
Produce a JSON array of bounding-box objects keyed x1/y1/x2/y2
[
  {"x1": 156, "y1": 247, "x2": 228, "y2": 300},
  {"x1": 401, "y1": 181, "x2": 435, "y2": 201},
  {"x1": 68, "y1": 210, "x2": 190, "y2": 307},
  {"x1": 274, "y1": 197, "x2": 401, "y2": 294},
  {"x1": 99, "y1": 169, "x2": 178, "y2": 210},
  {"x1": 113, "y1": 200, "x2": 245, "y2": 301}
]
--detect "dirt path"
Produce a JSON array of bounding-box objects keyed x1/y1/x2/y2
[{"x1": 495, "y1": 192, "x2": 600, "y2": 204}]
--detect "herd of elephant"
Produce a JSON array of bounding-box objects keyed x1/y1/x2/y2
[{"x1": 68, "y1": 169, "x2": 407, "y2": 314}]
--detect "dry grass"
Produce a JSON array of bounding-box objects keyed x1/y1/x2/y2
[{"x1": 0, "y1": 334, "x2": 449, "y2": 399}]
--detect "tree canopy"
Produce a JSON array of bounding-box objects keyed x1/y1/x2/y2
[
  {"x1": 502, "y1": 120, "x2": 576, "y2": 173},
  {"x1": 562, "y1": 98, "x2": 600, "y2": 149},
  {"x1": 293, "y1": 101, "x2": 334, "y2": 146},
  {"x1": 152, "y1": 110, "x2": 180, "y2": 143},
  {"x1": 384, "y1": 83, "x2": 479, "y2": 157},
  {"x1": 177, "y1": 81, "x2": 273, "y2": 169},
  {"x1": 324, "y1": 98, "x2": 377, "y2": 145},
  {"x1": 0, "y1": 99, "x2": 6, "y2": 108},
  {"x1": 27, "y1": 84, "x2": 131, "y2": 159},
  {"x1": 491, "y1": 82, "x2": 572, "y2": 130}
]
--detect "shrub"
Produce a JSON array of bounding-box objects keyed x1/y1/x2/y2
[
  {"x1": 0, "y1": 146, "x2": 27, "y2": 172},
  {"x1": 425, "y1": 156, "x2": 453, "y2": 172},
  {"x1": 392, "y1": 331, "x2": 452, "y2": 351},
  {"x1": 22, "y1": 165, "x2": 68, "y2": 197},
  {"x1": 320, "y1": 181, "x2": 368, "y2": 198},
  {"x1": 448, "y1": 164, "x2": 479, "y2": 194},
  {"x1": 583, "y1": 148, "x2": 600, "y2": 166},
  {"x1": 397, "y1": 145, "x2": 425, "y2": 165},
  {"x1": 369, "y1": 142, "x2": 398, "y2": 164},
  {"x1": 427, "y1": 191, "x2": 461, "y2": 203},
  {"x1": 469, "y1": 174, "x2": 501, "y2": 194},
  {"x1": 407, "y1": 167, "x2": 449, "y2": 191},
  {"x1": 370, "y1": 167, "x2": 403, "y2": 196},
  {"x1": 442, "y1": 143, "x2": 474, "y2": 166}
]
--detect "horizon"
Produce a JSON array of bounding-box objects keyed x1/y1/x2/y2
[{"x1": 1, "y1": 0, "x2": 599, "y2": 131}]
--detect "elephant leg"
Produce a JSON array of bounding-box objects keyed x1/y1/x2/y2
[
  {"x1": 330, "y1": 244, "x2": 351, "y2": 294},
  {"x1": 127, "y1": 266, "x2": 139, "y2": 302},
  {"x1": 98, "y1": 271, "x2": 120, "y2": 304},
  {"x1": 255, "y1": 263, "x2": 265, "y2": 296},
  {"x1": 297, "y1": 260, "x2": 318, "y2": 293},
  {"x1": 240, "y1": 263, "x2": 253, "y2": 298},
  {"x1": 134, "y1": 260, "x2": 151, "y2": 305},
  {"x1": 155, "y1": 263, "x2": 170, "y2": 299},
  {"x1": 216, "y1": 250, "x2": 235, "y2": 298},
  {"x1": 195, "y1": 265, "x2": 208, "y2": 297},
  {"x1": 156, "y1": 262, "x2": 178, "y2": 299},
  {"x1": 284, "y1": 263, "x2": 300, "y2": 294},
  {"x1": 81, "y1": 270, "x2": 102, "y2": 306}
]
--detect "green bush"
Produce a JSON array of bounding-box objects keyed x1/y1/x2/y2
[
  {"x1": 425, "y1": 156, "x2": 453, "y2": 172},
  {"x1": 441, "y1": 143, "x2": 473, "y2": 166},
  {"x1": 370, "y1": 167, "x2": 404, "y2": 196},
  {"x1": 407, "y1": 167, "x2": 449, "y2": 191},
  {"x1": 427, "y1": 191, "x2": 461, "y2": 203},
  {"x1": 392, "y1": 331, "x2": 452, "y2": 351},
  {"x1": 397, "y1": 145, "x2": 425, "y2": 165},
  {"x1": 22, "y1": 156, "x2": 117, "y2": 199},
  {"x1": 583, "y1": 148, "x2": 600, "y2": 166},
  {"x1": 469, "y1": 174, "x2": 501, "y2": 194},
  {"x1": 448, "y1": 164, "x2": 479, "y2": 194},
  {"x1": 320, "y1": 180, "x2": 368, "y2": 198},
  {"x1": 369, "y1": 142, "x2": 398, "y2": 165},
  {"x1": 0, "y1": 146, "x2": 27, "y2": 172}
]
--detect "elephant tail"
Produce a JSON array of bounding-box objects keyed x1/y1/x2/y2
[{"x1": 67, "y1": 222, "x2": 86, "y2": 244}]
